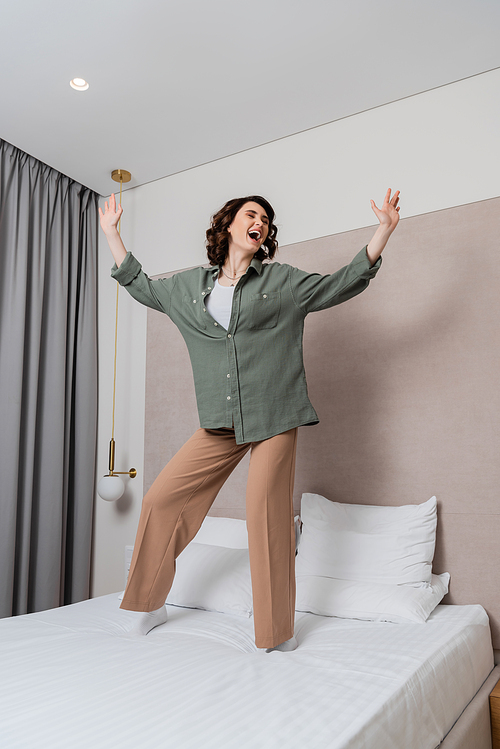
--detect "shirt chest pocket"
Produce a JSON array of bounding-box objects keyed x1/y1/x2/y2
[
  {"x1": 248, "y1": 291, "x2": 281, "y2": 330},
  {"x1": 182, "y1": 294, "x2": 207, "y2": 330}
]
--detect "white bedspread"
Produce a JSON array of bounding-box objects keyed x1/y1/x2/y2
[{"x1": 0, "y1": 595, "x2": 494, "y2": 749}]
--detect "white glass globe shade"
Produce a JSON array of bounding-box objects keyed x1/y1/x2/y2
[{"x1": 97, "y1": 475, "x2": 125, "y2": 501}]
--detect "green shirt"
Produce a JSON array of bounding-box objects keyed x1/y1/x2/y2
[{"x1": 111, "y1": 247, "x2": 381, "y2": 444}]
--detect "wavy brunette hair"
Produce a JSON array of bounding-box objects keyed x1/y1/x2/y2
[{"x1": 206, "y1": 196, "x2": 278, "y2": 266}]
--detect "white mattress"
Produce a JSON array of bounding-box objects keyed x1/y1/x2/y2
[{"x1": 0, "y1": 595, "x2": 494, "y2": 749}]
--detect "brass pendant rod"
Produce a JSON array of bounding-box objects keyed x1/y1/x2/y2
[
  {"x1": 108, "y1": 437, "x2": 116, "y2": 473},
  {"x1": 118, "y1": 171, "x2": 123, "y2": 234},
  {"x1": 106, "y1": 170, "x2": 136, "y2": 481},
  {"x1": 111, "y1": 173, "x2": 124, "y2": 442}
]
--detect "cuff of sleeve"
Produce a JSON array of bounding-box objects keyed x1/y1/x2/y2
[
  {"x1": 111, "y1": 252, "x2": 142, "y2": 285},
  {"x1": 352, "y1": 245, "x2": 382, "y2": 278}
]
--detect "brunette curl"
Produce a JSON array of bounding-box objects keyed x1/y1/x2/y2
[{"x1": 206, "y1": 196, "x2": 278, "y2": 266}]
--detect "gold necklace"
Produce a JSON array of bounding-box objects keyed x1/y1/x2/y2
[{"x1": 221, "y1": 265, "x2": 248, "y2": 280}]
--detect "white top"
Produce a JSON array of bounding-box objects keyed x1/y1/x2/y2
[{"x1": 205, "y1": 278, "x2": 235, "y2": 330}]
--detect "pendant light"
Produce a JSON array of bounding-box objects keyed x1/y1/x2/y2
[{"x1": 97, "y1": 169, "x2": 137, "y2": 501}]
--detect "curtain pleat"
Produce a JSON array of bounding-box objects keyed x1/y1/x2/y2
[{"x1": 0, "y1": 139, "x2": 98, "y2": 617}]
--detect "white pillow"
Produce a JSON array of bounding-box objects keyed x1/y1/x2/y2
[
  {"x1": 192, "y1": 516, "x2": 249, "y2": 548},
  {"x1": 166, "y1": 542, "x2": 253, "y2": 617},
  {"x1": 120, "y1": 515, "x2": 301, "y2": 617},
  {"x1": 296, "y1": 494, "x2": 437, "y2": 587},
  {"x1": 295, "y1": 573, "x2": 450, "y2": 624},
  {"x1": 192, "y1": 514, "x2": 302, "y2": 552}
]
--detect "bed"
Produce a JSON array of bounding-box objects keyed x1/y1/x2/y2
[
  {"x1": 1, "y1": 498, "x2": 497, "y2": 749},
  {"x1": 0, "y1": 593, "x2": 496, "y2": 749}
]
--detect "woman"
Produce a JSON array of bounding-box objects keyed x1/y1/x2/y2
[{"x1": 99, "y1": 189, "x2": 400, "y2": 651}]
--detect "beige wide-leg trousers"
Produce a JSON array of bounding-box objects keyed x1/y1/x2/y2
[{"x1": 120, "y1": 427, "x2": 298, "y2": 649}]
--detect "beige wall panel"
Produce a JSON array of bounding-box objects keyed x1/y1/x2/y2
[
  {"x1": 144, "y1": 197, "x2": 500, "y2": 644},
  {"x1": 286, "y1": 198, "x2": 500, "y2": 514}
]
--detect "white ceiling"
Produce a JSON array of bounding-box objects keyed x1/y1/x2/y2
[{"x1": 1, "y1": 0, "x2": 499, "y2": 197}]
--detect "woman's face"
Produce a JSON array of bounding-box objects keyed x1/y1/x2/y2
[{"x1": 227, "y1": 201, "x2": 269, "y2": 254}]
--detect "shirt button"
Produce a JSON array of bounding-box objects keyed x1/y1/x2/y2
[
  {"x1": 208, "y1": 286, "x2": 212, "y2": 290},
  {"x1": 203, "y1": 308, "x2": 206, "y2": 312},
  {"x1": 214, "y1": 322, "x2": 218, "y2": 326},
  {"x1": 202, "y1": 292, "x2": 205, "y2": 296},
  {"x1": 227, "y1": 373, "x2": 230, "y2": 378},
  {"x1": 193, "y1": 299, "x2": 197, "y2": 303},
  {"x1": 227, "y1": 334, "x2": 232, "y2": 338},
  {"x1": 263, "y1": 294, "x2": 267, "y2": 299},
  {"x1": 227, "y1": 396, "x2": 231, "y2": 400}
]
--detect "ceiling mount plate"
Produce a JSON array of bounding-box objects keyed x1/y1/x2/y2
[{"x1": 111, "y1": 169, "x2": 132, "y2": 183}]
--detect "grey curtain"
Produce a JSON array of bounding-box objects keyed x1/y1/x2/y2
[{"x1": 0, "y1": 139, "x2": 98, "y2": 618}]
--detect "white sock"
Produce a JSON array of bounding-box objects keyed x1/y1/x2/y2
[
  {"x1": 129, "y1": 606, "x2": 168, "y2": 636},
  {"x1": 265, "y1": 636, "x2": 298, "y2": 653}
]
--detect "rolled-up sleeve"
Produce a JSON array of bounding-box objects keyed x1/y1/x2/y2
[
  {"x1": 288, "y1": 246, "x2": 382, "y2": 315},
  {"x1": 111, "y1": 252, "x2": 176, "y2": 315}
]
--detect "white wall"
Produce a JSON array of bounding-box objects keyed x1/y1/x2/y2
[{"x1": 91, "y1": 68, "x2": 500, "y2": 597}]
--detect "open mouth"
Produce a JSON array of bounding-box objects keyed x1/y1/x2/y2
[{"x1": 248, "y1": 230, "x2": 261, "y2": 243}]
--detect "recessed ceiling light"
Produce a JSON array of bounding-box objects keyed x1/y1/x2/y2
[{"x1": 70, "y1": 78, "x2": 89, "y2": 91}]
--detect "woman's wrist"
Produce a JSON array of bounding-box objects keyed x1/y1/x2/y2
[
  {"x1": 103, "y1": 225, "x2": 120, "y2": 239},
  {"x1": 375, "y1": 222, "x2": 395, "y2": 239},
  {"x1": 367, "y1": 224, "x2": 396, "y2": 265}
]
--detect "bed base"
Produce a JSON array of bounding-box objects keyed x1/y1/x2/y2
[{"x1": 439, "y1": 663, "x2": 500, "y2": 749}]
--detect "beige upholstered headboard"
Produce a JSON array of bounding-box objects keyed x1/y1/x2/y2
[{"x1": 144, "y1": 197, "x2": 500, "y2": 647}]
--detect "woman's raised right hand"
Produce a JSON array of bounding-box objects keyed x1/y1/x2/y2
[{"x1": 98, "y1": 192, "x2": 123, "y2": 235}]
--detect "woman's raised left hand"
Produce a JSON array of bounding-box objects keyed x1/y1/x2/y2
[{"x1": 370, "y1": 189, "x2": 400, "y2": 233}]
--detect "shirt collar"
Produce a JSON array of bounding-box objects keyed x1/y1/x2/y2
[{"x1": 249, "y1": 257, "x2": 263, "y2": 275}]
